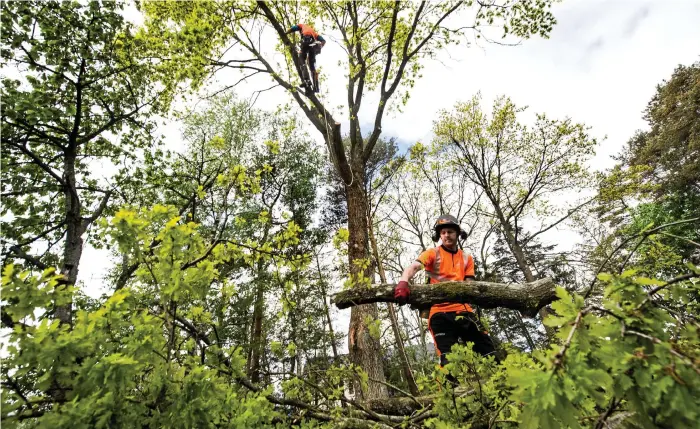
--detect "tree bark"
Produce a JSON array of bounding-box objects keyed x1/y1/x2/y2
[
  {"x1": 248, "y1": 278, "x2": 265, "y2": 383},
  {"x1": 57, "y1": 151, "x2": 84, "y2": 326},
  {"x1": 367, "y1": 216, "x2": 419, "y2": 396},
  {"x1": 346, "y1": 163, "x2": 388, "y2": 400},
  {"x1": 332, "y1": 278, "x2": 555, "y2": 318}
]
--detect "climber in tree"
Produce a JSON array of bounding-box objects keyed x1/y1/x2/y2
[
  {"x1": 285, "y1": 23, "x2": 325, "y2": 93},
  {"x1": 395, "y1": 214, "x2": 498, "y2": 368}
]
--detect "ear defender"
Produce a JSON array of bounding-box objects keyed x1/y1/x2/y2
[
  {"x1": 459, "y1": 231, "x2": 468, "y2": 240},
  {"x1": 432, "y1": 233, "x2": 440, "y2": 242}
]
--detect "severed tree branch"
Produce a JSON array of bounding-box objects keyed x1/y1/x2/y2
[{"x1": 332, "y1": 278, "x2": 555, "y2": 317}]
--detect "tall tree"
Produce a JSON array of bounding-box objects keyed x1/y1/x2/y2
[
  {"x1": 139, "y1": 0, "x2": 558, "y2": 399},
  {"x1": 434, "y1": 94, "x2": 597, "y2": 326},
  {"x1": 1, "y1": 1, "x2": 166, "y2": 325},
  {"x1": 595, "y1": 61, "x2": 700, "y2": 278},
  {"x1": 622, "y1": 61, "x2": 700, "y2": 197},
  {"x1": 244, "y1": 117, "x2": 326, "y2": 383}
]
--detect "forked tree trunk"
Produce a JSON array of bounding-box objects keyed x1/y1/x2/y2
[{"x1": 346, "y1": 164, "x2": 388, "y2": 400}]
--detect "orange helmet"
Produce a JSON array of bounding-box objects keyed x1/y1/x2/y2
[
  {"x1": 434, "y1": 214, "x2": 461, "y2": 233},
  {"x1": 432, "y1": 214, "x2": 467, "y2": 242}
]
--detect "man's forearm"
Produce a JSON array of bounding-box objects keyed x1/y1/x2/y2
[{"x1": 399, "y1": 262, "x2": 422, "y2": 283}]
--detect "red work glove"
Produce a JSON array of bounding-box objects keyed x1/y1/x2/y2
[{"x1": 394, "y1": 280, "x2": 410, "y2": 306}]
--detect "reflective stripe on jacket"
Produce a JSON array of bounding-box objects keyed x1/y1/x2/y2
[{"x1": 416, "y1": 246, "x2": 475, "y2": 316}]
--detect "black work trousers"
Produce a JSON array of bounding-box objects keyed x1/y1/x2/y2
[
  {"x1": 299, "y1": 37, "x2": 317, "y2": 80},
  {"x1": 428, "y1": 311, "x2": 497, "y2": 366}
]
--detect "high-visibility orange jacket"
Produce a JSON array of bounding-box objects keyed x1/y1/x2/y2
[
  {"x1": 416, "y1": 246, "x2": 475, "y2": 318},
  {"x1": 289, "y1": 24, "x2": 326, "y2": 43}
]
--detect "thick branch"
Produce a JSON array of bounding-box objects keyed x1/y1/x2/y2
[
  {"x1": 7, "y1": 245, "x2": 49, "y2": 270},
  {"x1": 332, "y1": 278, "x2": 555, "y2": 318}
]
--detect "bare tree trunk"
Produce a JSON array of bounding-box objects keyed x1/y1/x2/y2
[
  {"x1": 249, "y1": 281, "x2": 264, "y2": 383},
  {"x1": 315, "y1": 253, "x2": 339, "y2": 360},
  {"x1": 346, "y1": 167, "x2": 388, "y2": 400},
  {"x1": 248, "y1": 255, "x2": 271, "y2": 383},
  {"x1": 497, "y1": 215, "x2": 535, "y2": 283},
  {"x1": 417, "y1": 311, "x2": 428, "y2": 362},
  {"x1": 289, "y1": 281, "x2": 299, "y2": 376},
  {"x1": 480, "y1": 247, "x2": 537, "y2": 350},
  {"x1": 57, "y1": 152, "x2": 83, "y2": 326},
  {"x1": 368, "y1": 216, "x2": 419, "y2": 396}
]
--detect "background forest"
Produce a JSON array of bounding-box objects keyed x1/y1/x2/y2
[{"x1": 1, "y1": 1, "x2": 698, "y2": 428}]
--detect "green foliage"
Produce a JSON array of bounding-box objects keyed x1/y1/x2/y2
[
  {"x1": 619, "y1": 200, "x2": 700, "y2": 276},
  {"x1": 2, "y1": 257, "x2": 279, "y2": 428},
  {"x1": 421, "y1": 273, "x2": 699, "y2": 428},
  {"x1": 5, "y1": 2, "x2": 699, "y2": 428},
  {"x1": 594, "y1": 60, "x2": 700, "y2": 280},
  {"x1": 1, "y1": 0, "x2": 168, "y2": 284},
  {"x1": 621, "y1": 61, "x2": 700, "y2": 197}
]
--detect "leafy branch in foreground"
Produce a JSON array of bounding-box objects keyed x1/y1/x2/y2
[{"x1": 3, "y1": 202, "x2": 698, "y2": 428}]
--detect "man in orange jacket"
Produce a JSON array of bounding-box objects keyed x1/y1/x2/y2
[
  {"x1": 395, "y1": 214, "x2": 497, "y2": 367},
  {"x1": 286, "y1": 23, "x2": 326, "y2": 92}
]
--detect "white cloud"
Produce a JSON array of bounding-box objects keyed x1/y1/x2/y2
[{"x1": 377, "y1": 0, "x2": 700, "y2": 168}]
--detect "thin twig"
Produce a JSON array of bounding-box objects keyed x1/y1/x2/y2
[
  {"x1": 634, "y1": 273, "x2": 698, "y2": 311},
  {"x1": 584, "y1": 217, "x2": 700, "y2": 299},
  {"x1": 624, "y1": 329, "x2": 700, "y2": 375},
  {"x1": 594, "y1": 397, "x2": 620, "y2": 429},
  {"x1": 552, "y1": 307, "x2": 589, "y2": 369},
  {"x1": 659, "y1": 231, "x2": 700, "y2": 247}
]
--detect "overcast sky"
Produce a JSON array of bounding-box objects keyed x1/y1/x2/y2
[{"x1": 82, "y1": 0, "x2": 700, "y2": 302}]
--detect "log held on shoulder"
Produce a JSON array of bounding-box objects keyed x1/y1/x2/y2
[{"x1": 331, "y1": 278, "x2": 556, "y2": 318}]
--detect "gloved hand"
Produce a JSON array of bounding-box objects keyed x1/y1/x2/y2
[{"x1": 394, "y1": 280, "x2": 410, "y2": 306}]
